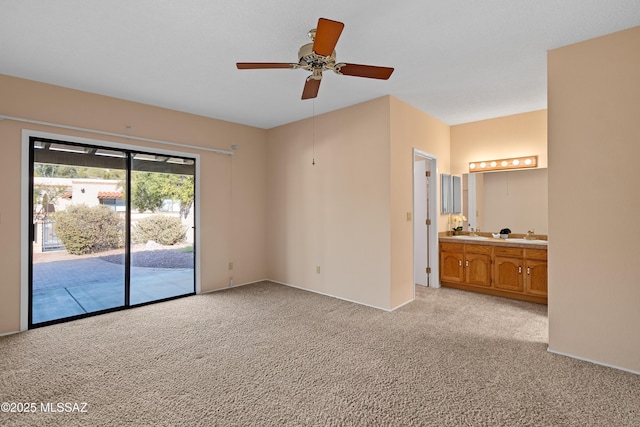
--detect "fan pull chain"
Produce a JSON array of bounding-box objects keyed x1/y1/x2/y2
[{"x1": 312, "y1": 100, "x2": 316, "y2": 166}]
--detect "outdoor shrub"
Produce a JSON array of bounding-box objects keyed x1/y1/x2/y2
[
  {"x1": 133, "y1": 215, "x2": 186, "y2": 246},
  {"x1": 54, "y1": 205, "x2": 124, "y2": 255}
]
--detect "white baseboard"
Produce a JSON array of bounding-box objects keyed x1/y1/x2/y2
[
  {"x1": 390, "y1": 297, "x2": 415, "y2": 311},
  {"x1": 198, "y1": 278, "x2": 270, "y2": 294},
  {"x1": 206, "y1": 279, "x2": 415, "y2": 313},
  {"x1": 269, "y1": 279, "x2": 395, "y2": 312},
  {"x1": 547, "y1": 347, "x2": 640, "y2": 376},
  {"x1": 0, "y1": 329, "x2": 21, "y2": 337}
]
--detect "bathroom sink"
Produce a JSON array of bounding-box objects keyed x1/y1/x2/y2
[
  {"x1": 503, "y1": 238, "x2": 548, "y2": 245},
  {"x1": 448, "y1": 235, "x2": 489, "y2": 240}
]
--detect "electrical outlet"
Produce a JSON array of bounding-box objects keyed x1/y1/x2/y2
[
  {"x1": 228, "y1": 262, "x2": 233, "y2": 270},
  {"x1": 316, "y1": 266, "x2": 321, "y2": 274}
]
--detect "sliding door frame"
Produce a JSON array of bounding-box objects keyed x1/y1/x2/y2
[{"x1": 21, "y1": 129, "x2": 202, "y2": 330}]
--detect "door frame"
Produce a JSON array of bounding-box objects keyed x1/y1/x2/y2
[
  {"x1": 412, "y1": 148, "x2": 440, "y2": 290},
  {"x1": 20, "y1": 129, "x2": 201, "y2": 331}
]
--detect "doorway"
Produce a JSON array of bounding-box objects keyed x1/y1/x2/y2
[
  {"x1": 413, "y1": 149, "x2": 439, "y2": 289},
  {"x1": 28, "y1": 136, "x2": 196, "y2": 327}
]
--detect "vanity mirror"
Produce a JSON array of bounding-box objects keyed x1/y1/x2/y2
[{"x1": 463, "y1": 168, "x2": 548, "y2": 234}]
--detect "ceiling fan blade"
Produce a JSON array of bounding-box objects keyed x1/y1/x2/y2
[
  {"x1": 313, "y1": 18, "x2": 344, "y2": 57},
  {"x1": 236, "y1": 62, "x2": 294, "y2": 69},
  {"x1": 302, "y1": 77, "x2": 321, "y2": 100},
  {"x1": 336, "y1": 63, "x2": 394, "y2": 80}
]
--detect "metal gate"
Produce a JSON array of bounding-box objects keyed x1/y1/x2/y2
[{"x1": 42, "y1": 221, "x2": 65, "y2": 252}]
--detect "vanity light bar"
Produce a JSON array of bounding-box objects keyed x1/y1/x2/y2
[{"x1": 469, "y1": 155, "x2": 537, "y2": 173}]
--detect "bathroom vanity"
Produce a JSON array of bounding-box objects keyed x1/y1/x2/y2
[{"x1": 439, "y1": 235, "x2": 548, "y2": 304}]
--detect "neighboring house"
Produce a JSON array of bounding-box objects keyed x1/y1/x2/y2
[
  {"x1": 68, "y1": 179, "x2": 123, "y2": 210},
  {"x1": 33, "y1": 177, "x2": 181, "y2": 214},
  {"x1": 33, "y1": 177, "x2": 123, "y2": 213},
  {"x1": 97, "y1": 191, "x2": 126, "y2": 212}
]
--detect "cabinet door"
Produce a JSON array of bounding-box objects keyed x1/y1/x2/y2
[
  {"x1": 494, "y1": 256, "x2": 524, "y2": 292},
  {"x1": 525, "y1": 259, "x2": 548, "y2": 296},
  {"x1": 465, "y1": 253, "x2": 492, "y2": 287},
  {"x1": 440, "y1": 251, "x2": 464, "y2": 283}
]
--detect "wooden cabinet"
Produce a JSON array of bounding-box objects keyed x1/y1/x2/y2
[
  {"x1": 439, "y1": 243, "x2": 492, "y2": 288},
  {"x1": 464, "y1": 245, "x2": 492, "y2": 287},
  {"x1": 494, "y1": 247, "x2": 524, "y2": 292},
  {"x1": 524, "y1": 249, "x2": 548, "y2": 297},
  {"x1": 440, "y1": 240, "x2": 547, "y2": 304},
  {"x1": 440, "y1": 243, "x2": 464, "y2": 283}
]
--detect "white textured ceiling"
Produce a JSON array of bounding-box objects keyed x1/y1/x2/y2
[{"x1": 1, "y1": 1, "x2": 639, "y2": 129}]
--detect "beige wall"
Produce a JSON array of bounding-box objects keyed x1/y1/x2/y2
[
  {"x1": 267, "y1": 97, "x2": 392, "y2": 309},
  {"x1": 0, "y1": 74, "x2": 268, "y2": 334},
  {"x1": 389, "y1": 97, "x2": 451, "y2": 307},
  {"x1": 548, "y1": 26, "x2": 640, "y2": 372},
  {"x1": 450, "y1": 110, "x2": 547, "y2": 176}
]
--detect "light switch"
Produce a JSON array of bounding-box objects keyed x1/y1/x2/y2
[
  {"x1": 316, "y1": 266, "x2": 321, "y2": 274},
  {"x1": 228, "y1": 262, "x2": 233, "y2": 270},
  {"x1": 406, "y1": 212, "x2": 412, "y2": 221}
]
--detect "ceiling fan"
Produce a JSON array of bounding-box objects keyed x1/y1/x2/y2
[{"x1": 236, "y1": 18, "x2": 394, "y2": 100}]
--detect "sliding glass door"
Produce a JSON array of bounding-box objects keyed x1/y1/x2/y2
[
  {"x1": 29, "y1": 137, "x2": 195, "y2": 327},
  {"x1": 129, "y1": 154, "x2": 195, "y2": 305}
]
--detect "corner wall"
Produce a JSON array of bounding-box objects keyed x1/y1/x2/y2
[
  {"x1": 0, "y1": 74, "x2": 268, "y2": 334},
  {"x1": 547, "y1": 26, "x2": 640, "y2": 372},
  {"x1": 266, "y1": 97, "x2": 392, "y2": 309}
]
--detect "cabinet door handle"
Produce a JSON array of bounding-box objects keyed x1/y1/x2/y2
[
  {"x1": 518, "y1": 266, "x2": 522, "y2": 274},
  {"x1": 458, "y1": 259, "x2": 462, "y2": 267},
  {"x1": 465, "y1": 260, "x2": 469, "y2": 267},
  {"x1": 527, "y1": 267, "x2": 530, "y2": 275}
]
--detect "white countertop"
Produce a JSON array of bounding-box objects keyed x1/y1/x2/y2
[{"x1": 439, "y1": 235, "x2": 548, "y2": 249}]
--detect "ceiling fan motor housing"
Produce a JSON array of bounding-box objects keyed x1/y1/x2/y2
[{"x1": 298, "y1": 43, "x2": 336, "y2": 71}]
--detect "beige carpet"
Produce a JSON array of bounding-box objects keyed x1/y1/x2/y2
[{"x1": 0, "y1": 282, "x2": 638, "y2": 426}]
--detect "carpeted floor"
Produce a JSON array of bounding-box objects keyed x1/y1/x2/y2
[{"x1": 0, "y1": 282, "x2": 638, "y2": 426}]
